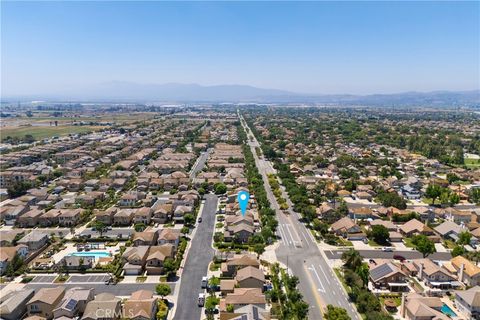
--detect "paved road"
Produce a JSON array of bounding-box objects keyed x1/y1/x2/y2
[
  {"x1": 240, "y1": 115, "x2": 360, "y2": 320},
  {"x1": 173, "y1": 194, "x2": 218, "y2": 320},
  {"x1": 324, "y1": 249, "x2": 452, "y2": 261},
  {"x1": 190, "y1": 149, "x2": 211, "y2": 179}
]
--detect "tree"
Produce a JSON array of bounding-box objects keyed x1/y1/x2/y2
[
  {"x1": 458, "y1": 231, "x2": 472, "y2": 246},
  {"x1": 365, "y1": 311, "x2": 393, "y2": 320},
  {"x1": 163, "y1": 258, "x2": 176, "y2": 277},
  {"x1": 451, "y1": 245, "x2": 466, "y2": 257},
  {"x1": 356, "y1": 290, "x2": 381, "y2": 313},
  {"x1": 183, "y1": 213, "x2": 195, "y2": 226},
  {"x1": 449, "y1": 193, "x2": 460, "y2": 206},
  {"x1": 342, "y1": 249, "x2": 362, "y2": 271},
  {"x1": 134, "y1": 222, "x2": 146, "y2": 232},
  {"x1": 7, "y1": 181, "x2": 32, "y2": 198},
  {"x1": 312, "y1": 218, "x2": 329, "y2": 235},
  {"x1": 425, "y1": 184, "x2": 442, "y2": 206},
  {"x1": 93, "y1": 220, "x2": 107, "y2": 237},
  {"x1": 253, "y1": 243, "x2": 265, "y2": 258},
  {"x1": 180, "y1": 226, "x2": 190, "y2": 236},
  {"x1": 356, "y1": 263, "x2": 370, "y2": 288},
  {"x1": 205, "y1": 295, "x2": 219, "y2": 315},
  {"x1": 412, "y1": 235, "x2": 435, "y2": 257},
  {"x1": 155, "y1": 283, "x2": 171, "y2": 299},
  {"x1": 452, "y1": 147, "x2": 464, "y2": 165},
  {"x1": 324, "y1": 304, "x2": 351, "y2": 320},
  {"x1": 197, "y1": 187, "x2": 206, "y2": 196},
  {"x1": 208, "y1": 276, "x2": 220, "y2": 292},
  {"x1": 214, "y1": 183, "x2": 227, "y2": 194},
  {"x1": 369, "y1": 225, "x2": 390, "y2": 245},
  {"x1": 469, "y1": 188, "x2": 480, "y2": 204}
]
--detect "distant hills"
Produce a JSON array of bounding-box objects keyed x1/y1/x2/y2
[{"x1": 3, "y1": 81, "x2": 479, "y2": 106}]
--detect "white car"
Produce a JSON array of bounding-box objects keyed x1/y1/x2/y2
[
  {"x1": 382, "y1": 247, "x2": 393, "y2": 252},
  {"x1": 198, "y1": 293, "x2": 205, "y2": 307}
]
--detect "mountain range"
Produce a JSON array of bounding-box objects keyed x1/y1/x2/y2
[{"x1": 3, "y1": 81, "x2": 479, "y2": 106}]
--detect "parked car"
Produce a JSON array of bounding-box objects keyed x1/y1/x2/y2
[
  {"x1": 393, "y1": 254, "x2": 406, "y2": 261},
  {"x1": 198, "y1": 293, "x2": 205, "y2": 307},
  {"x1": 201, "y1": 276, "x2": 208, "y2": 289},
  {"x1": 198, "y1": 217, "x2": 202, "y2": 223},
  {"x1": 382, "y1": 247, "x2": 393, "y2": 252}
]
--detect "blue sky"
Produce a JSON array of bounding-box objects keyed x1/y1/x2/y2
[{"x1": 1, "y1": 1, "x2": 479, "y2": 96}]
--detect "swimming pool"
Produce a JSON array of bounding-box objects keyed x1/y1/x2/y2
[
  {"x1": 68, "y1": 251, "x2": 111, "y2": 259},
  {"x1": 440, "y1": 304, "x2": 457, "y2": 317}
]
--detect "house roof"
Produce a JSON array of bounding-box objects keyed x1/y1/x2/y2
[
  {"x1": 236, "y1": 266, "x2": 265, "y2": 283},
  {"x1": 400, "y1": 218, "x2": 430, "y2": 234},
  {"x1": 370, "y1": 262, "x2": 405, "y2": 283},
  {"x1": 0, "y1": 289, "x2": 35, "y2": 314},
  {"x1": 124, "y1": 290, "x2": 156, "y2": 319},
  {"x1": 456, "y1": 286, "x2": 480, "y2": 307},
  {"x1": 82, "y1": 293, "x2": 120, "y2": 320},
  {"x1": 434, "y1": 221, "x2": 464, "y2": 236},
  {"x1": 28, "y1": 287, "x2": 64, "y2": 305},
  {"x1": 331, "y1": 217, "x2": 356, "y2": 232},
  {"x1": 451, "y1": 256, "x2": 480, "y2": 278},
  {"x1": 225, "y1": 288, "x2": 266, "y2": 305}
]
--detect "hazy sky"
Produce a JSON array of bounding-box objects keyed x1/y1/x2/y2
[{"x1": 2, "y1": 1, "x2": 479, "y2": 96}]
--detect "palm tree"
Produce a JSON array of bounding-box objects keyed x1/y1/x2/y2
[{"x1": 341, "y1": 248, "x2": 362, "y2": 271}]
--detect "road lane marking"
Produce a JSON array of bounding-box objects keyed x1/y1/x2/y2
[
  {"x1": 317, "y1": 263, "x2": 331, "y2": 285},
  {"x1": 310, "y1": 264, "x2": 326, "y2": 293}
]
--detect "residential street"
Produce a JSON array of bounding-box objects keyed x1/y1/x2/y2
[
  {"x1": 173, "y1": 193, "x2": 218, "y2": 320},
  {"x1": 189, "y1": 148, "x2": 211, "y2": 179},
  {"x1": 241, "y1": 115, "x2": 360, "y2": 320}
]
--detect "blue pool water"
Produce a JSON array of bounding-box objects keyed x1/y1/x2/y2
[
  {"x1": 440, "y1": 304, "x2": 457, "y2": 317},
  {"x1": 68, "y1": 251, "x2": 111, "y2": 259}
]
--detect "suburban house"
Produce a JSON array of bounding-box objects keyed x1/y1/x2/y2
[
  {"x1": 58, "y1": 209, "x2": 82, "y2": 227},
  {"x1": 158, "y1": 228, "x2": 181, "y2": 249},
  {"x1": 17, "y1": 231, "x2": 49, "y2": 250},
  {"x1": 122, "y1": 246, "x2": 149, "y2": 275},
  {"x1": 221, "y1": 254, "x2": 260, "y2": 277},
  {"x1": 53, "y1": 287, "x2": 94, "y2": 319},
  {"x1": 399, "y1": 219, "x2": 434, "y2": 237},
  {"x1": 123, "y1": 290, "x2": 158, "y2": 320},
  {"x1": 455, "y1": 286, "x2": 480, "y2": 320},
  {"x1": 224, "y1": 223, "x2": 255, "y2": 243},
  {"x1": 400, "y1": 292, "x2": 448, "y2": 320},
  {"x1": 133, "y1": 207, "x2": 152, "y2": 225},
  {"x1": 0, "y1": 289, "x2": 35, "y2": 320},
  {"x1": 222, "y1": 288, "x2": 266, "y2": 312},
  {"x1": 235, "y1": 266, "x2": 266, "y2": 289},
  {"x1": 113, "y1": 209, "x2": 136, "y2": 226},
  {"x1": 18, "y1": 208, "x2": 44, "y2": 227},
  {"x1": 94, "y1": 207, "x2": 117, "y2": 225},
  {"x1": 81, "y1": 293, "x2": 121, "y2": 320},
  {"x1": 145, "y1": 244, "x2": 175, "y2": 275},
  {"x1": 434, "y1": 221, "x2": 466, "y2": 241},
  {"x1": 330, "y1": 217, "x2": 366, "y2": 240},
  {"x1": 449, "y1": 256, "x2": 480, "y2": 287},
  {"x1": 132, "y1": 230, "x2": 158, "y2": 246},
  {"x1": 412, "y1": 259, "x2": 459, "y2": 290},
  {"x1": 27, "y1": 287, "x2": 65, "y2": 320},
  {"x1": 59, "y1": 256, "x2": 95, "y2": 271},
  {"x1": 369, "y1": 261, "x2": 408, "y2": 292}
]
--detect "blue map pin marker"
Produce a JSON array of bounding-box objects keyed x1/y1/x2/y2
[{"x1": 237, "y1": 191, "x2": 250, "y2": 217}]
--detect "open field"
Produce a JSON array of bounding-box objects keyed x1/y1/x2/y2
[{"x1": 0, "y1": 125, "x2": 104, "y2": 140}]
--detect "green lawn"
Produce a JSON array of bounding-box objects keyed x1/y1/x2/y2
[
  {"x1": 465, "y1": 158, "x2": 480, "y2": 168},
  {"x1": 1, "y1": 125, "x2": 104, "y2": 140},
  {"x1": 404, "y1": 237, "x2": 415, "y2": 248}
]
